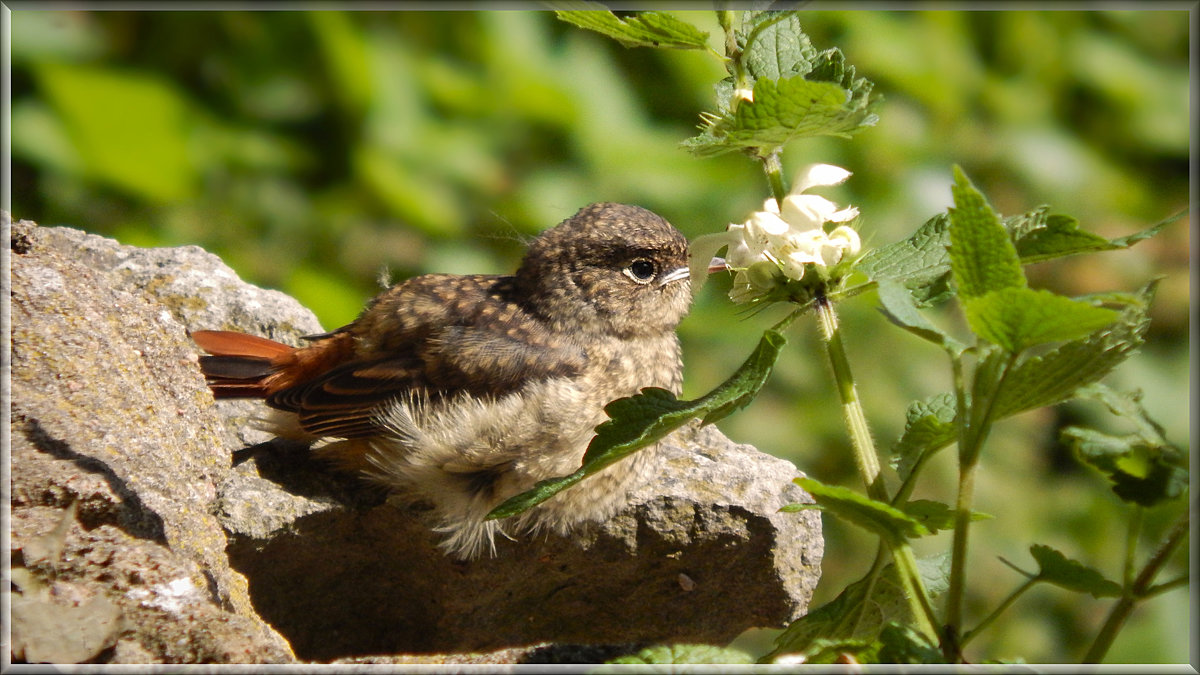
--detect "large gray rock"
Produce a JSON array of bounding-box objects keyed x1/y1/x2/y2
[
  {"x1": 8, "y1": 215, "x2": 296, "y2": 663},
  {"x1": 6, "y1": 213, "x2": 822, "y2": 663}
]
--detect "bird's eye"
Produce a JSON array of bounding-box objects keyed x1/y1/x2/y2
[{"x1": 624, "y1": 259, "x2": 657, "y2": 283}]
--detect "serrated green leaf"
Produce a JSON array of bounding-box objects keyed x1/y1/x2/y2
[
  {"x1": 795, "y1": 477, "x2": 931, "y2": 541},
  {"x1": 876, "y1": 279, "x2": 966, "y2": 353},
  {"x1": 684, "y1": 75, "x2": 875, "y2": 157},
  {"x1": 948, "y1": 166, "x2": 1026, "y2": 299},
  {"x1": 889, "y1": 283, "x2": 1153, "y2": 476},
  {"x1": 900, "y1": 500, "x2": 992, "y2": 534},
  {"x1": 809, "y1": 47, "x2": 874, "y2": 101},
  {"x1": 991, "y1": 280, "x2": 1155, "y2": 420},
  {"x1": 1029, "y1": 545, "x2": 1122, "y2": 598},
  {"x1": 792, "y1": 637, "x2": 881, "y2": 664},
  {"x1": 1073, "y1": 383, "x2": 1171, "y2": 442},
  {"x1": 1063, "y1": 424, "x2": 1187, "y2": 507},
  {"x1": 1108, "y1": 211, "x2": 1182, "y2": 248},
  {"x1": 768, "y1": 553, "x2": 950, "y2": 660},
  {"x1": 963, "y1": 287, "x2": 1120, "y2": 353},
  {"x1": 788, "y1": 622, "x2": 943, "y2": 665},
  {"x1": 858, "y1": 205, "x2": 1170, "y2": 310},
  {"x1": 605, "y1": 644, "x2": 754, "y2": 665},
  {"x1": 1012, "y1": 211, "x2": 1110, "y2": 263},
  {"x1": 554, "y1": 8, "x2": 710, "y2": 50},
  {"x1": 487, "y1": 330, "x2": 787, "y2": 520},
  {"x1": 877, "y1": 622, "x2": 946, "y2": 664},
  {"x1": 854, "y1": 213, "x2": 953, "y2": 307},
  {"x1": 1011, "y1": 208, "x2": 1178, "y2": 264},
  {"x1": 739, "y1": 11, "x2": 815, "y2": 81},
  {"x1": 890, "y1": 392, "x2": 959, "y2": 480}
]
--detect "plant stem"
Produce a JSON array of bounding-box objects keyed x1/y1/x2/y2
[
  {"x1": 960, "y1": 575, "x2": 1038, "y2": 647},
  {"x1": 942, "y1": 456, "x2": 976, "y2": 662},
  {"x1": 838, "y1": 543, "x2": 888, "y2": 637},
  {"x1": 717, "y1": 8, "x2": 737, "y2": 59},
  {"x1": 813, "y1": 293, "x2": 940, "y2": 642},
  {"x1": 1083, "y1": 510, "x2": 1189, "y2": 663},
  {"x1": 1123, "y1": 506, "x2": 1144, "y2": 588},
  {"x1": 943, "y1": 350, "x2": 1017, "y2": 662},
  {"x1": 763, "y1": 151, "x2": 788, "y2": 206},
  {"x1": 888, "y1": 539, "x2": 942, "y2": 643},
  {"x1": 814, "y1": 294, "x2": 883, "y2": 501},
  {"x1": 1142, "y1": 575, "x2": 1188, "y2": 599}
]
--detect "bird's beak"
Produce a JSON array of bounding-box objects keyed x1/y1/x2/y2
[
  {"x1": 659, "y1": 266, "x2": 691, "y2": 287},
  {"x1": 662, "y1": 257, "x2": 725, "y2": 287}
]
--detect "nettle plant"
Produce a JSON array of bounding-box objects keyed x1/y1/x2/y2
[{"x1": 489, "y1": 9, "x2": 1188, "y2": 665}]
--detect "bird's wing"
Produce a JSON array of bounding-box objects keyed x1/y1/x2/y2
[
  {"x1": 269, "y1": 275, "x2": 588, "y2": 440},
  {"x1": 419, "y1": 321, "x2": 588, "y2": 394},
  {"x1": 268, "y1": 356, "x2": 428, "y2": 439}
]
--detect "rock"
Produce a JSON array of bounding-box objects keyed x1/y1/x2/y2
[
  {"x1": 6, "y1": 213, "x2": 822, "y2": 663},
  {"x1": 8, "y1": 214, "x2": 296, "y2": 663}
]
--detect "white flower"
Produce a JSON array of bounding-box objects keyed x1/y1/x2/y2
[
  {"x1": 688, "y1": 163, "x2": 862, "y2": 302},
  {"x1": 733, "y1": 86, "x2": 755, "y2": 103}
]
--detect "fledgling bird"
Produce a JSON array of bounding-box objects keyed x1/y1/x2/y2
[{"x1": 192, "y1": 203, "x2": 695, "y2": 560}]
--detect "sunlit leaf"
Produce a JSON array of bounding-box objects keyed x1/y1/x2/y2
[
  {"x1": 890, "y1": 392, "x2": 958, "y2": 480},
  {"x1": 947, "y1": 166, "x2": 1025, "y2": 299},
  {"x1": 794, "y1": 477, "x2": 931, "y2": 541},
  {"x1": 555, "y1": 7, "x2": 710, "y2": 50},
  {"x1": 1028, "y1": 544, "x2": 1122, "y2": 598},
  {"x1": 963, "y1": 287, "x2": 1119, "y2": 353}
]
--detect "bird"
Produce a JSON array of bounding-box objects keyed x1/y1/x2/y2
[{"x1": 192, "y1": 202, "x2": 697, "y2": 560}]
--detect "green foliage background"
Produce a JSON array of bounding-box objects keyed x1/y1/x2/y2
[{"x1": 10, "y1": 9, "x2": 1189, "y2": 663}]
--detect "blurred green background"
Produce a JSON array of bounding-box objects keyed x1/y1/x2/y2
[{"x1": 10, "y1": 9, "x2": 1190, "y2": 664}]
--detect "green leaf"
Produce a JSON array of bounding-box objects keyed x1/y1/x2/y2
[
  {"x1": 605, "y1": 644, "x2": 754, "y2": 665},
  {"x1": 889, "y1": 282, "x2": 1153, "y2": 477},
  {"x1": 1063, "y1": 425, "x2": 1187, "y2": 507},
  {"x1": 876, "y1": 622, "x2": 946, "y2": 664},
  {"x1": 739, "y1": 11, "x2": 816, "y2": 81},
  {"x1": 486, "y1": 330, "x2": 787, "y2": 520},
  {"x1": 963, "y1": 287, "x2": 1120, "y2": 353},
  {"x1": 854, "y1": 214, "x2": 953, "y2": 307},
  {"x1": 808, "y1": 48, "x2": 878, "y2": 122},
  {"x1": 768, "y1": 553, "x2": 950, "y2": 660},
  {"x1": 554, "y1": 7, "x2": 710, "y2": 50},
  {"x1": 900, "y1": 500, "x2": 992, "y2": 534},
  {"x1": 1011, "y1": 211, "x2": 1112, "y2": 263},
  {"x1": 1074, "y1": 383, "x2": 1169, "y2": 441},
  {"x1": 789, "y1": 622, "x2": 943, "y2": 665},
  {"x1": 684, "y1": 75, "x2": 875, "y2": 157},
  {"x1": 991, "y1": 280, "x2": 1155, "y2": 420},
  {"x1": 1029, "y1": 545, "x2": 1122, "y2": 598},
  {"x1": 1108, "y1": 211, "x2": 1182, "y2": 248},
  {"x1": 794, "y1": 477, "x2": 931, "y2": 541},
  {"x1": 1012, "y1": 208, "x2": 1178, "y2": 264},
  {"x1": 857, "y1": 207, "x2": 1168, "y2": 310},
  {"x1": 876, "y1": 279, "x2": 966, "y2": 353},
  {"x1": 790, "y1": 636, "x2": 882, "y2": 665},
  {"x1": 890, "y1": 392, "x2": 958, "y2": 480},
  {"x1": 947, "y1": 166, "x2": 1026, "y2": 299}
]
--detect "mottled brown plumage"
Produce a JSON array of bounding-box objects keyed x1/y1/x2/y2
[{"x1": 193, "y1": 203, "x2": 695, "y2": 559}]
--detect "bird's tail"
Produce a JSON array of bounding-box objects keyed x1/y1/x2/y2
[{"x1": 191, "y1": 330, "x2": 295, "y2": 399}]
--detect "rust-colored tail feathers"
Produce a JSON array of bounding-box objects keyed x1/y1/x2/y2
[{"x1": 191, "y1": 330, "x2": 295, "y2": 399}]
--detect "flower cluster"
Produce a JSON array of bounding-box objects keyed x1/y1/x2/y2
[{"x1": 690, "y1": 163, "x2": 862, "y2": 304}]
